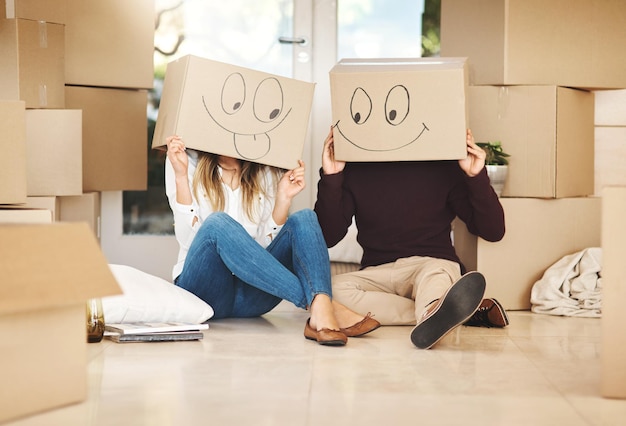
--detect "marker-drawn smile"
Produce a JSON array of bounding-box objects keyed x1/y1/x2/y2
[
  {"x1": 202, "y1": 96, "x2": 292, "y2": 160},
  {"x1": 334, "y1": 85, "x2": 430, "y2": 152},
  {"x1": 334, "y1": 120, "x2": 429, "y2": 152},
  {"x1": 200, "y1": 74, "x2": 292, "y2": 160}
]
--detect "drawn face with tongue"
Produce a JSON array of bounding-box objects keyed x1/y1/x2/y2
[{"x1": 202, "y1": 72, "x2": 292, "y2": 161}]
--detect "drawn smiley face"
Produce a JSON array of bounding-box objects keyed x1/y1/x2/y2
[
  {"x1": 202, "y1": 72, "x2": 292, "y2": 160},
  {"x1": 334, "y1": 84, "x2": 429, "y2": 152}
]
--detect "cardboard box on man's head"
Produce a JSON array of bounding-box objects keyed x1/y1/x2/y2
[
  {"x1": 153, "y1": 55, "x2": 315, "y2": 170},
  {"x1": 330, "y1": 57, "x2": 468, "y2": 162}
]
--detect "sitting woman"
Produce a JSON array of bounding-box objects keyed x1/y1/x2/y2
[{"x1": 165, "y1": 135, "x2": 380, "y2": 346}]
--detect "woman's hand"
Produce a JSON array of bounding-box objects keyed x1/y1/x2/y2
[
  {"x1": 166, "y1": 135, "x2": 188, "y2": 178},
  {"x1": 458, "y1": 129, "x2": 486, "y2": 177},
  {"x1": 322, "y1": 126, "x2": 345, "y2": 175},
  {"x1": 277, "y1": 160, "x2": 306, "y2": 201},
  {"x1": 272, "y1": 160, "x2": 306, "y2": 225}
]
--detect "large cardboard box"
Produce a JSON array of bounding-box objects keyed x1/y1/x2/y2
[
  {"x1": 2, "y1": 0, "x2": 66, "y2": 24},
  {"x1": 594, "y1": 127, "x2": 626, "y2": 196},
  {"x1": 469, "y1": 85, "x2": 594, "y2": 198},
  {"x1": 25, "y1": 109, "x2": 83, "y2": 196},
  {"x1": 601, "y1": 187, "x2": 626, "y2": 399},
  {"x1": 65, "y1": 86, "x2": 148, "y2": 192},
  {"x1": 153, "y1": 55, "x2": 315, "y2": 170},
  {"x1": 152, "y1": 55, "x2": 315, "y2": 169},
  {"x1": 0, "y1": 18, "x2": 65, "y2": 108},
  {"x1": 441, "y1": 0, "x2": 626, "y2": 89},
  {"x1": 453, "y1": 197, "x2": 601, "y2": 310},
  {"x1": 329, "y1": 57, "x2": 468, "y2": 162},
  {"x1": 0, "y1": 222, "x2": 121, "y2": 423},
  {"x1": 64, "y1": 0, "x2": 154, "y2": 89},
  {"x1": 0, "y1": 100, "x2": 27, "y2": 204}
]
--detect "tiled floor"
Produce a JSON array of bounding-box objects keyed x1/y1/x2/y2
[{"x1": 5, "y1": 308, "x2": 626, "y2": 426}]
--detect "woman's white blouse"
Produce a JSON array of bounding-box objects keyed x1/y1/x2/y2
[{"x1": 165, "y1": 149, "x2": 283, "y2": 280}]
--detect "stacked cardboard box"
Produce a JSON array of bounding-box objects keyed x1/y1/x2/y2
[
  {"x1": 442, "y1": 0, "x2": 626, "y2": 399},
  {"x1": 441, "y1": 0, "x2": 626, "y2": 310},
  {"x1": 0, "y1": 0, "x2": 152, "y2": 421}
]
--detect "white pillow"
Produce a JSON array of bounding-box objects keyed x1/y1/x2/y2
[
  {"x1": 102, "y1": 264, "x2": 214, "y2": 324},
  {"x1": 328, "y1": 219, "x2": 363, "y2": 264}
]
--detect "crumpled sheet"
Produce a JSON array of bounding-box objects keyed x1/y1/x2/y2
[{"x1": 530, "y1": 247, "x2": 602, "y2": 318}]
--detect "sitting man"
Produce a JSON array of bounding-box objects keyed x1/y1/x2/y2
[{"x1": 315, "y1": 127, "x2": 507, "y2": 349}]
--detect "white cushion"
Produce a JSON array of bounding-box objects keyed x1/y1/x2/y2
[
  {"x1": 328, "y1": 219, "x2": 363, "y2": 264},
  {"x1": 102, "y1": 264, "x2": 214, "y2": 324}
]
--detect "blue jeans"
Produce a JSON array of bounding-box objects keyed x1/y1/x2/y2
[{"x1": 175, "y1": 209, "x2": 332, "y2": 319}]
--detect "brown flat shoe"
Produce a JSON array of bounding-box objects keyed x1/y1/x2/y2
[
  {"x1": 304, "y1": 319, "x2": 347, "y2": 346},
  {"x1": 340, "y1": 313, "x2": 381, "y2": 337}
]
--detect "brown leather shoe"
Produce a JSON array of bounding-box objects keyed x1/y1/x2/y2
[
  {"x1": 304, "y1": 319, "x2": 347, "y2": 346},
  {"x1": 464, "y1": 298, "x2": 510, "y2": 328},
  {"x1": 340, "y1": 313, "x2": 381, "y2": 337}
]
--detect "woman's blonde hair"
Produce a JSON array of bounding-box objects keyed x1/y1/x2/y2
[{"x1": 192, "y1": 151, "x2": 283, "y2": 221}]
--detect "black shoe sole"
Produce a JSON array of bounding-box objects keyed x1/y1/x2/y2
[{"x1": 410, "y1": 271, "x2": 486, "y2": 349}]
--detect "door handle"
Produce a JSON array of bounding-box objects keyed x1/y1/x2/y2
[{"x1": 278, "y1": 36, "x2": 308, "y2": 45}]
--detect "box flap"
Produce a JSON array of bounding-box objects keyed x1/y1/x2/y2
[{"x1": 0, "y1": 222, "x2": 121, "y2": 315}]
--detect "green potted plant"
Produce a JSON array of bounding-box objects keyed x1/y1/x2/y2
[{"x1": 477, "y1": 141, "x2": 510, "y2": 196}]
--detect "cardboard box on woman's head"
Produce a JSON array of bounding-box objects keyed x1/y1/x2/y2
[
  {"x1": 153, "y1": 55, "x2": 315, "y2": 170},
  {"x1": 329, "y1": 57, "x2": 468, "y2": 162}
]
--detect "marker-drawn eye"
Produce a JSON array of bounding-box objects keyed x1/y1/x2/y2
[
  {"x1": 221, "y1": 73, "x2": 246, "y2": 115},
  {"x1": 350, "y1": 87, "x2": 372, "y2": 125},
  {"x1": 254, "y1": 77, "x2": 283, "y2": 122},
  {"x1": 385, "y1": 85, "x2": 410, "y2": 126}
]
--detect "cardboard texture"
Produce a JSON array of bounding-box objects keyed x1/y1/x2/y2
[
  {"x1": 0, "y1": 207, "x2": 52, "y2": 223},
  {"x1": 601, "y1": 187, "x2": 626, "y2": 399},
  {"x1": 0, "y1": 222, "x2": 121, "y2": 423},
  {"x1": 153, "y1": 55, "x2": 315, "y2": 170},
  {"x1": 0, "y1": 100, "x2": 27, "y2": 204},
  {"x1": 60, "y1": 192, "x2": 101, "y2": 240},
  {"x1": 24, "y1": 196, "x2": 61, "y2": 221},
  {"x1": 441, "y1": 0, "x2": 626, "y2": 89},
  {"x1": 64, "y1": 0, "x2": 155, "y2": 89},
  {"x1": 453, "y1": 197, "x2": 601, "y2": 310},
  {"x1": 469, "y1": 85, "x2": 594, "y2": 198},
  {"x1": 329, "y1": 57, "x2": 468, "y2": 162},
  {"x1": 595, "y1": 89, "x2": 626, "y2": 127},
  {"x1": 0, "y1": 18, "x2": 65, "y2": 108},
  {"x1": 2, "y1": 0, "x2": 66, "y2": 24},
  {"x1": 65, "y1": 86, "x2": 148, "y2": 192},
  {"x1": 594, "y1": 127, "x2": 626, "y2": 196},
  {"x1": 25, "y1": 109, "x2": 83, "y2": 196}
]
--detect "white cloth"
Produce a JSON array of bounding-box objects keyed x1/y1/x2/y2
[{"x1": 530, "y1": 247, "x2": 602, "y2": 318}]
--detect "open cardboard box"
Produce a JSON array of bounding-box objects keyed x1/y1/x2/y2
[
  {"x1": 0, "y1": 222, "x2": 121, "y2": 423},
  {"x1": 329, "y1": 57, "x2": 468, "y2": 162},
  {"x1": 153, "y1": 55, "x2": 315, "y2": 170}
]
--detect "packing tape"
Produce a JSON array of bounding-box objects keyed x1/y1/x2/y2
[
  {"x1": 497, "y1": 86, "x2": 509, "y2": 121},
  {"x1": 38, "y1": 20, "x2": 48, "y2": 48},
  {"x1": 39, "y1": 84, "x2": 48, "y2": 108}
]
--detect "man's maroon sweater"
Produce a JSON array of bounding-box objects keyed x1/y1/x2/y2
[{"x1": 314, "y1": 161, "x2": 505, "y2": 270}]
